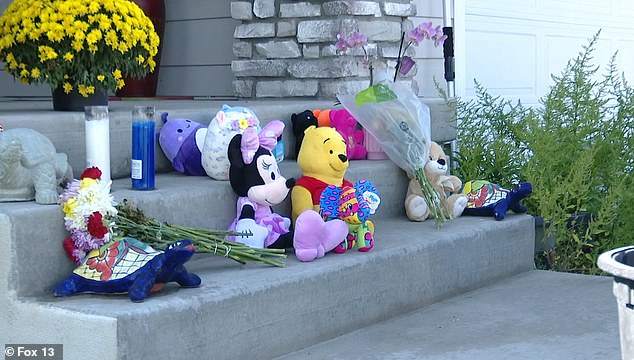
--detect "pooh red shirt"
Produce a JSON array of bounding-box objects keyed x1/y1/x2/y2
[{"x1": 295, "y1": 176, "x2": 353, "y2": 205}]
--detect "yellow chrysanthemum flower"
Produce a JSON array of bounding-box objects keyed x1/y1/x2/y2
[
  {"x1": 62, "y1": 198, "x2": 78, "y2": 218},
  {"x1": 79, "y1": 177, "x2": 98, "y2": 189},
  {"x1": 63, "y1": 82, "x2": 73, "y2": 93},
  {"x1": 0, "y1": 0, "x2": 159, "y2": 95}
]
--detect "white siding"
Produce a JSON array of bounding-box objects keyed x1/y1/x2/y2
[
  {"x1": 457, "y1": 0, "x2": 634, "y2": 106},
  {"x1": 411, "y1": 0, "x2": 449, "y2": 98}
]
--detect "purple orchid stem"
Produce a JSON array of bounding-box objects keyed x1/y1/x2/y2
[{"x1": 394, "y1": 31, "x2": 405, "y2": 82}]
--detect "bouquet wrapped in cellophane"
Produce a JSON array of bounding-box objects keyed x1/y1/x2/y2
[{"x1": 338, "y1": 82, "x2": 450, "y2": 225}]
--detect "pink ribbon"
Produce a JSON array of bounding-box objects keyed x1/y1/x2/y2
[{"x1": 241, "y1": 120, "x2": 284, "y2": 164}]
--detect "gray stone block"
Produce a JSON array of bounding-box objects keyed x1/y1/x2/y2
[
  {"x1": 320, "y1": 79, "x2": 371, "y2": 98},
  {"x1": 232, "y1": 59, "x2": 288, "y2": 77},
  {"x1": 277, "y1": 20, "x2": 297, "y2": 37},
  {"x1": 255, "y1": 40, "x2": 302, "y2": 59},
  {"x1": 233, "y1": 41, "x2": 253, "y2": 58},
  {"x1": 256, "y1": 80, "x2": 319, "y2": 98},
  {"x1": 322, "y1": 43, "x2": 378, "y2": 58},
  {"x1": 234, "y1": 23, "x2": 276, "y2": 39},
  {"x1": 231, "y1": 1, "x2": 253, "y2": 20},
  {"x1": 280, "y1": 2, "x2": 322, "y2": 18},
  {"x1": 254, "y1": 0, "x2": 276, "y2": 18},
  {"x1": 297, "y1": 19, "x2": 339, "y2": 43},
  {"x1": 302, "y1": 44, "x2": 320, "y2": 59},
  {"x1": 380, "y1": 43, "x2": 414, "y2": 58},
  {"x1": 323, "y1": 1, "x2": 381, "y2": 16},
  {"x1": 359, "y1": 20, "x2": 402, "y2": 41},
  {"x1": 288, "y1": 58, "x2": 362, "y2": 78},
  {"x1": 383, "y1": 2, "x2": 417, "y2": 16},
  {"x1": 233, "y1": 79, "x2": 254, "y2": 97}
]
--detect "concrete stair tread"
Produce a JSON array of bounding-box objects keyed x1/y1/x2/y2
[
  {"x1": 37, "y1": 215, "x2": 529, "y2": 316},
  {"x1": 274, "y1": 270, "x2": 620, "y2": 360}
]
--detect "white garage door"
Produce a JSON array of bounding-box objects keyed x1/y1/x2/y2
[{"x1": 457, "y1": 0, "x2": 634, "y2": 106}]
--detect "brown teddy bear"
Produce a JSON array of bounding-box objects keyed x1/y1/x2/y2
[{"x1": 404, "y1": 141, "x2": 467, "y2": 221}]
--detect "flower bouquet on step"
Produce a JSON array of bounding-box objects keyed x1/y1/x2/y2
[
  {"x1": 59, "y1": 167, "x2": 286, "y2": 267},
  {"x1": 338, "y1": 82, "x2": 450, "y2": 225},
  {"x1": 60, "y1": 167, "x2": 118, "y2": 264}
]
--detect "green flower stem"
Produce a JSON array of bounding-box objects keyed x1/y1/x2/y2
[
  {"x1": 114, "y1": 203, "x2": 286, "y2": 267},
  {"x1": 414, "y1": 167, "x2": 450, "y2": 226}
]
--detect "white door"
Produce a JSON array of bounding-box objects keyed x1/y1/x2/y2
[{"x1": 456, "y1": 0, "x2": 634, "y2": 106}]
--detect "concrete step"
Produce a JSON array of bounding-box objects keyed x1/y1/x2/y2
[
  {"x1": 0, "y1": 163, "x2": 535, "y2": 360},
  {"x1": 4, "y1": 215, "x2": 535, "y2": 360},
  {"x1": 0, "y1": 98, "x2": 534, "y2": 360},
  {"x1": 0, "y1": 98, "x2": 456, "y2": 180},
  {"x1": 274, "y1": 270, "x2": 621, "y2": 360},
  {"x1": 1, "y1": 159, "x2": 408, "y2": 299}
]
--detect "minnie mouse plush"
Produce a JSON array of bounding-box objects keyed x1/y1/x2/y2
[
  {"x1": 227, "y1": 120, "x2": 294, "y2": 248},
  {"x1": 227, "y1": 120, "x2": 348, "y2": 260}
]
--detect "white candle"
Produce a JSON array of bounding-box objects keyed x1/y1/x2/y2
[{"x1": 84, "y1": 106, "x2": 111, "y2": 181}]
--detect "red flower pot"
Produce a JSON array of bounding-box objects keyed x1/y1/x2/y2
[{"x1": 116, "y1": 0, "x2": 165, "y2": 98}]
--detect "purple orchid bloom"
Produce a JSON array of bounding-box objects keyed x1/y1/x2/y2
[
  {"x1": 347, "y1": 31, "x2": 368, "y2": 49},
  {"x1": 406, "y1": 22, "x2": 433, "y2": 46},
  {"x1": 433, "y1": 31, "x2": 448, "y2": 47},
  {"x1": 335, "y1": 32, "x2": 350, "y2": 52}
]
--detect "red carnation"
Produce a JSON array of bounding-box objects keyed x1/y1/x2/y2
[
  {"x1": 80, "y1": 167, "x2": 102, "y2": 180},
  {"x1": 62, "y1": 236, "x2": 81, "y2": 264},
  {"x1": 87, "y1": 212, "x2": 108, "y2": 238}
]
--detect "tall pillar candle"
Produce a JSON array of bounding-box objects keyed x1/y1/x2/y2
[
  {"x1": 131, "y1": 106, "x2": 156, "y2": 190},
  {"x1": 84, "y1": 106, "x2": 111, "y2": 180}
]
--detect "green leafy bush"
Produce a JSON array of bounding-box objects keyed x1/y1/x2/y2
[{"x1": 450, "y1": 33, "x2": 634, "y2": 274}]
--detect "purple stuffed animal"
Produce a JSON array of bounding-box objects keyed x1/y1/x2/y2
[{"x1": 158, "y1": 112, "x2": 207, "y2": 176}]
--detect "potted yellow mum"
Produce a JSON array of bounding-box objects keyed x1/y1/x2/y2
[{"x1": 0, "y1": 0, "x2": 160, "y2": 110}]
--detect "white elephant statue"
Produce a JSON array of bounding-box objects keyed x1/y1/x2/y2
[{"x1": 0, "y1": 128, "x2": 72, "y2": 204}]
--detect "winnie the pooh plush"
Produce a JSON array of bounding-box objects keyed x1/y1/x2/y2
[
  {"x1": 404, "y1": 141, "x2": 468, "y2": 221},
  {"x1": 292, "y1": 125, "x2": 377, "y2": 255}
]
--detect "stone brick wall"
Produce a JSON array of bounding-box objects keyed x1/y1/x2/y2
[{"x1": 231, "y1": 0, "x2": 417, "y2": 99}]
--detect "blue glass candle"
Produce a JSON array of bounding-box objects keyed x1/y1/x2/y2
[
  {"x1": 131, "y1": 106, "x2": 156, "y2": 190},
  {"x1": 273, "y1": 135, "x2": 285, "y2": 162}
]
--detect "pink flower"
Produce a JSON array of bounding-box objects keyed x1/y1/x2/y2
[
  {"x1": 335, "y1": 31, "x2": 368, "y2": 53},
  {"x1": 335, "y1": 32, "x2": 349, "y2": 52},
  {"x1": 346, "y1": 31, "x2": 368, "y2": 49},
  {"x1": 406, "y1": 22, "x2": 447, "y2": 47},
  {"x1": 59, "y1": 179, "x2": 80, "y2": 204}
]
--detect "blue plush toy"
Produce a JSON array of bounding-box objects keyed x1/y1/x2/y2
[
  {"x1": 53, "y1": 238, "x2": 201, "y2": 302},
  {"x1": 158, "y1": 112, "x2": 207, "y2": 176},
  {"x1": 319, "y1": 179, "x2": 380, "y2": 253},
  {"x1": 460, "y1": 180, "x2": 532, "y2": 220}
]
